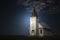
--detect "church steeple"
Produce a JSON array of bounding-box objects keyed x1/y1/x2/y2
[
  {"x1": 30, "y1": 7, "x2": 38, "y2": 36},
  {"x1": 32, "y1": 7, "x2": 38, "y2": 17}
]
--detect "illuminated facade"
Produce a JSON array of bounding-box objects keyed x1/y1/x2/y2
[{"x1": 30, "y1": 8, "x2": 53, "y2": 37}]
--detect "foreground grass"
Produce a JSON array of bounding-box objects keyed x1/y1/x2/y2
[{"x1": 0, "y1": 35, "x2": 60, "y2": 40}]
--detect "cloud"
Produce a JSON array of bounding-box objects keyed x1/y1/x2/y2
[
  {"x1": 22, "y1": 0, "x2": 47, "y2": 13},
  {"x1": 17, "y1": 0, "x2": 60, "y2": 14}
]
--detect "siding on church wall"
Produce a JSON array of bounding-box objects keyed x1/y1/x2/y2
[
  {"x1": 38, "y1": 22, "x2": 44, "y2": 36},
  {"x1": 30, "y1": 17, "x2": 38, "y2": 36},
  {"x1": 38, "y1": 28, "x2": 44, "y2": 36}
]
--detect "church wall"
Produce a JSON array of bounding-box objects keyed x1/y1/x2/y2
[
  {"x1": 30, "y1": 17, "x2": 38, "y2": 36},
  {"x1": 38, "y1": 28, "x2": 44, "y2": 36}
]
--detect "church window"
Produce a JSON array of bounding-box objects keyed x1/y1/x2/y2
[
  {"x1": 40, "y1": 29, "x2": 42, "y2": 34},
  {"x1": 32, "y1": 30, "x2": 34, "y2": 33}
]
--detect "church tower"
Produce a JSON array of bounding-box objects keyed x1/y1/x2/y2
[{"x1": 30, "y1": 8, "x2": 38, "y2": 36}]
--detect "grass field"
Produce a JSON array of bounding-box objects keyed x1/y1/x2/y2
[{"x1": 0, "y1": 35, "x2": 60, "y2": 40}]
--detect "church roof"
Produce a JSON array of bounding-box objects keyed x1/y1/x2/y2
[{"x1": 38, "y1": 22, "x2": 51, "y2": 29}]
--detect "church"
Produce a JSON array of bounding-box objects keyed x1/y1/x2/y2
[{"x1": 29, "y1": 8, "x2": 53, "y2": 37}]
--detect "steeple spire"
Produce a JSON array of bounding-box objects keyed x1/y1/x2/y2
[{"x1": 32, "y1": 7, "x2": 38, "y2": 17}]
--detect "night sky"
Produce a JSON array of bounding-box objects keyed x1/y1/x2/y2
[{"x1": 0, "y1": 0, "x2": 60, "y2": 35}]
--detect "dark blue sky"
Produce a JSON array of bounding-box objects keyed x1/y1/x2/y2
[{"x1": 0, "y1": 0, "x2": 60, "y2": 35}]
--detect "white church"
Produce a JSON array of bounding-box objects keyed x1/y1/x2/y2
[{"x1": 29, "y1": 8, "x2": 53, "y2": 37}]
